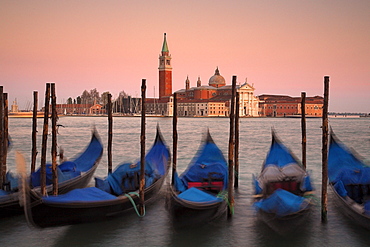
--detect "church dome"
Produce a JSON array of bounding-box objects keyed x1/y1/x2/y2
[{"x1": 208, "y1": 67, "x2": 226, "y2": 88}]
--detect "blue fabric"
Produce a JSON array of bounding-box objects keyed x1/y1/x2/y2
[
  {"x1": 72, "y1": 133, "x2": 104, "y2": 172},
  {"x1": 332, "y1": 167, "x2": 370, "y2": 185},
  {"x1": 174, "y1": 171, "x2": 187, "y2": 192},
  {"x1": 5, "y1": 172, "x2": 18, "y2": 191},
  {"x1": 43, "y1": 187, "x2": 117, "y2": 203},
  {"x1": 365, "y1": 201, "x2": 370, "y2": 216},
  {"x1": 264, "y1": 139, "x2": 298, "y2": 168},
  {"x1": 334, "y1": 180, "x2": 347, "y2": 197},
  {"x1": 253, "y1": 174, "x2": 262, "y2": 194},
  {"x1": 303, "y1": 175, "x2": 313, "y2": 191},
  {"x1": 177, "y1": 187, "x2": 222, "y2": 203},
  {"x1": 0, "y1": 190, "x2": 9, "y2": 196},
  {"x1": 31, "y1": 164, "x2": 81, "y2": 187},
  {"x1": 328, "y1": 137, "x2": 367, "y2": 182},
  {"x1": 95, "y1": 177, "x2": 112, "y2": 194},
  {"x1": 180, "y1": 138, "x2": 228, "y2": 189},
  {"x1": 30, "y1": 133, "x2": 103, "y2": 188},
  {"x1": 254, "y1": 189, "x2": 307, "y2": 217},
  {"x1": 98, "y1": 134, "x2": 170, "y2": 196}
]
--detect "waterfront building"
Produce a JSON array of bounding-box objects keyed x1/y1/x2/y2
[
  {"x1": 146, "y1": 33, "x2": 260, "y2": 117},
  {"x1": 258, "y1": 94, "x2": 324, "y2": 117}
]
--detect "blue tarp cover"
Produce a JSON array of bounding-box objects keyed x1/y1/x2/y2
[
  {"x1": 43, "y1": 187, "x2": 116, "y2": 203},
  {"x1": 180, "y1": 138, "x2": 228, "y2": 190},
  {"x1": 31, "y1": 163, "x2": 81, "y2": 187},
  {"x1": 264, "y1": 139, "x2": 298, "y2": 168},
  {"x1": 328, "y1": 137, "x2": 367, "y2": 182},
  {"x1": 177, "y1": 187, "x2": 222, "y2": 203},
  {"x1": 333, "y1": 167, "x2": 370, "y2": 185},
  {"x1": 96, "y1": 133, "x2": 170, "y2": 196},
  {"x1": 254, "y1": 189, "x2": 307, "y2": 217}
]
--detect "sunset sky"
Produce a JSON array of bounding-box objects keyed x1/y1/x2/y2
[{"x1": 1, "y1": 1, "x2": 369, "y2": 112}]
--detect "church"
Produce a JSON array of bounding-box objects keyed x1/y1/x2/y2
[{"x1": 146, "y1": 33, "x2": 259, "y2": 117}]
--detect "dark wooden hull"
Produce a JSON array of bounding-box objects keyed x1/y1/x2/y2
[
  {"x1": 0, "y1": 164, "x2": 98, "y2": 218},
  {"x1": 256, "y1": 201, "x2": 312, "y2": 235},
  {"x1": 27, "y1": 174, "x2": 167, "y2": 228},
  {"x1": 330, "y1": 184, "x2": 370, "y2": 230},
  {"x1": 166, "y1": 186, "x2": 227, "y2": 226}
]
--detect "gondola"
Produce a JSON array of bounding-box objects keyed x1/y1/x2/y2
[
  {"x1": 328, "y1": 131, "x2": 370, "y2": 230},
  {"x1": 23, "y1": 127, "x2": 170, "y2": 228},
  {"x1": 166, "y1": 130, "x2": 228, "y2": 226},
  {"x1": 0, "y1": 130, "x2": 103, "y2": 218},
  {"x1": 252, "y1": 130, "x2": 314, "y2": 234}
]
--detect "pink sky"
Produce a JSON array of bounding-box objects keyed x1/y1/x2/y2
[{"x1": 1, "y1": 1, "x2": 369, "y2": 112}]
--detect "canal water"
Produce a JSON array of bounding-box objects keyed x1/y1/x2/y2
[{"x1": 1, "y1": 116, "x2": 370, "y2": 246}]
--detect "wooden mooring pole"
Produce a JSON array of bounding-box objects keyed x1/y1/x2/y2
[
  {"x1": 228, "y1": 75, "x2": 237, "y2": 217},
  {"x1": 3, "y1": 93, "x2": 9, "y2": 190},
  {"x1": 234, "y1": 92, "x2": 240, "y2": 188},
  {"x1": 321, "y1": 76, "x2": 330, "y2": 223},
  {"x1": 172, "y1": 93, "x2": 178, "y2": 185},
  {"x1": 41, "y1": 83, "x2": 50, "y2": 196},
  {"x1": 31, "y1": 91, "x2": 38, "y2": 173},
  {"x1": 301, "y1": 92, "x2": 307, "y2": 170},
  {"x1": 107, "y1": 93, "x2": 113, "y2": 174},
  {"x1": 51, "y1": 83, "x2": 58, "y2": 195},
  {"x1": 139, "y1": 79, "x2": 146, "y2": 216},
  {"x1": 0, "y1": 86, "x2": 4, "y2": 187}
]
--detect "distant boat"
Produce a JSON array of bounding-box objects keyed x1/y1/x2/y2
[{"x1": 9, "y1": 112, "x2": 45, "y2": 118}]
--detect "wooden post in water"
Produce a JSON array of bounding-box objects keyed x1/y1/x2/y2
[
  {"x1": 172, "y1": 93, "x2": 178, "y2": 185},
  {"x1": 107, "y1": 93, "x2": 113, "y2": 174},
  {"x1": 139, "y1": 79, "x2": 146, "y2": 215},
  {"x1": 2, "y1": 93, "x2": 9, "y2": 190},
  {"x1": 31, "y1": 91, "x2": 38, "y2": 173},
  {"x1": 0, "y1": 86, "x2": 4, "y2": 187},
  {"x1": 51, "y1": 83, "x2": 58, "y2": 195},
  {"x1": 228, "y1": 75, "x2": 237, "y2": 217},
  {"x1": 301, "y1": 92, "x2": 307, "y2": 170},
  {"x1": 41, "y1": 83, "x2": 51, "y2": 196},
  {"x1": 321, "y1": 76, "x2": 330, "y2": 223},
  {"x1": 234, "y1": 92, "x2": 240, "y2": 188}
]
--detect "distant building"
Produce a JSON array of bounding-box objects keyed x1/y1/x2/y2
[
  {"x1": 146, "y1": 33, "x2": 259, "y2": 117},
  {"x1": 258, "y1": 94, "x2": 324, "y2": 117},
  {"x1": 55, "y1": 103, "x2": 105, "y2": 115}
]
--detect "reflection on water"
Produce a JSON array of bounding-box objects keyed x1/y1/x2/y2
[{"x1": 1, "y1": 117, "x2": 370, "y2": 246}]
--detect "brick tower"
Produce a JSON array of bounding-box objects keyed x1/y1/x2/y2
[{"x1": 158, "y1": 33, "x2": 172, "y2": 99}]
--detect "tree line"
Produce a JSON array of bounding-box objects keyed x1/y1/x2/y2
[{"x1": 66, "y1": 88, "x2": 129, "y2": 105}]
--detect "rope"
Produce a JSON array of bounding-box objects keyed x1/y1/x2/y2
[
  {"x1": 217, "y1": 191, "x2": 234, "y2": 215},
  {"x1": 124, "y1": 192, "x2": 146, "y2": 217}
]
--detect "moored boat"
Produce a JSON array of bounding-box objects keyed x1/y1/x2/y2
[
  {"x1": 0, "y1": 130, "x2": 103, "y2": 218},
  {"x1": 23, "y1": 126, "x2": 170, "y2": 228},
  {"x1": 328, "y1": 131, "x2": 370, "y2": 230},
  {"x1": 252, "y1": 130, "x2": 314, "y2": 234},
  {"x1": 166, "y1": 130, "x2": 228, "y2": 227}
]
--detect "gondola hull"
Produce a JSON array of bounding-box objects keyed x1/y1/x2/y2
[
  {"x1": 329, "y1": 184, "x2": 370, "y2": 230},
  {"x1": 166, "y1": 186, "x2": 227, "y2": 226},
  {"x1": 27, "y1": 175, "x2": 166, "y2": 228},
  {"x1": 24, "y1": 127, "x2": 170, "y2": 228},
  {"x1": 256, "y1": 202, "x2": 312, "y2": 235},
  {"x1": 0, "y1": 131, "x2": 102, "y2": 218},
  {"x1": 328, "y1": 132, "x2": 370, "y2": 230},
  {"x1": 0, "y1": 165, "x2": 98, "y2": 218},
  {"x1": 253, "y1": 131, "x2": 314, "y2": 234}
]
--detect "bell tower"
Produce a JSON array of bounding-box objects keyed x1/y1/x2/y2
[{"x1": 158, "y1": 33, "x2": 172, "y2": 99}]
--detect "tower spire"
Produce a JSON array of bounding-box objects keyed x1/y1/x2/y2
[{"x1": 162, "y1": 33, "x2": 169, "y2": 55}]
